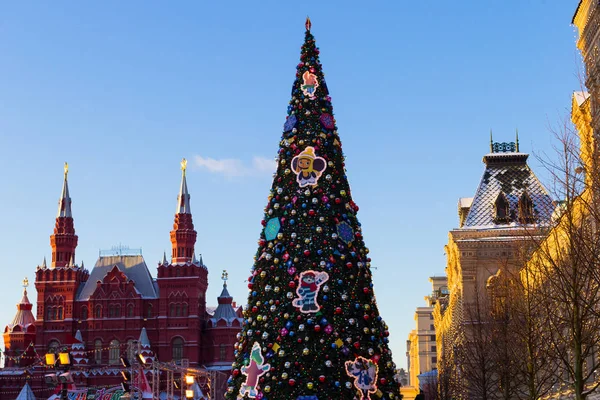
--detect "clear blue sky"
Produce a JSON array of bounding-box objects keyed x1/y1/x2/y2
[{"x1": 0, "y1": 1, "x2": 581, "y2": 369}]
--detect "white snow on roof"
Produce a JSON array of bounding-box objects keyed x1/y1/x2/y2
[{"x1": 459, "y1": 197, "x2": 473, "y2": 208}]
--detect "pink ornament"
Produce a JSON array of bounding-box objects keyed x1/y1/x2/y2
[
  {"x1": 281, "y1": 328, "x2": 289, "y2": 336},
  {"x1": 325, "y1": 325, "x2": 333, "y2": 334},
  {"x1": 288, "y1": 267, "x2": 296, "y2": 275}
]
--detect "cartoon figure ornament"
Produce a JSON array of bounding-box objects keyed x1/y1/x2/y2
[
  {"x1": 239, "y1": 342, "x2": 271, "y2": 398},
  {"x1": 292, "y1": 270, "x2": 329, "y2": 313},
  {"x1": 345, "y1": 356, "x2": 379, "y2": 400},
  {"x1": 291, "y1": 147, "x2": 326, "y2": 188},
  {"x1": 301, "y1": 70, "x2": 319, "y2": 99}
]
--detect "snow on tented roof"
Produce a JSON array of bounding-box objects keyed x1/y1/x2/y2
[
  {"x1": 462, "y1": 152, "x2": 553, "y2": 229},
  {"x1": 77, "y1": 255, "x2": 158, "y2": 300},
  {"x1": 574, "y1": 91, "x2": 590, "y2": 107},
  {"x1": 459, "y1": 197, "x2": 473, "y2": 208}
]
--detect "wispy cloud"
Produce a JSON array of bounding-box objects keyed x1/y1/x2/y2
[{"x1": 193, "y1": 155, "x2": 276, "y2": 178}]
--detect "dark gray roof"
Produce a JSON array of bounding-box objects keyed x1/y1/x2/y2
[
  {"x1": 209, "y1": 285, "x2": 242, "y2": 326},
  {"x1": 463, "y1": 152, "x2": 554, "y2": 228},
  {"x1": 77, "y1": 255, "x2": 158, "y2": 300}
]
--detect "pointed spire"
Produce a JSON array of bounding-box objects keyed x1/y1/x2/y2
[
  {"x1": 57, "y1": 162, "x2": 72, "y2": 218},
  {"x1": 192, "y1": 252, "x2": 198, "y2": 264},
  {"x1": 68, "y1": 254, "x2": 75, "y2": 267},
  {"x1": 51, "y1": 162, "x2": 78, "y2": 268},
  {"x1": 516, "y1": 128, "x2": 520, "y2": 152},
  {"x1": 81, "y1": 260, "x2": 84, "y2": 269},
  {"x1": 139, "y1": 327, "x2": 150, "y2": 346},
  {"x1": 15, "y1": 382, "x2": 36, "y2": 400},
  {"x1": 490, "y1": 129, "x2": 494, "y2": 153},
  {"x1": 74, "y1": 329, "x2": 83, "y2": 343},
  {"x1": 42, "y1": 257, "x2": 47, "y2": 269},
  {"x1": 162, "y1": 251, "x2": 168, "y2": 265},
  {"x1": 170, "y1": 158, "x2": 197, "y2": 264},
  {"x1": 21, "y1": 277, "x2": 29, "y2": 304},
  {"x1": 305, "y1": 16, "x2": 312, "y2": 32},
  {"x1": 177, "y1": 158, "x2": 191, "y2": 214}
]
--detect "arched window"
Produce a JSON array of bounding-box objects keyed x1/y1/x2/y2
[
  {"x1": 95, "y1": 305, "x2": 102, "y2": 318},
  {"x1": 115, "y1": 305, "x2": 121, "y2": 318},
  {"x1": 94, "y1": 340, "x2": 102, "y2": 364},
  {"x1": 109, "y1": 340, "x2": 120, "y2": 365},
  {"x1": 182, "y1": 303, "x2": 188, "y2": 317},
  {"x1": 128, "y1": 304, "x2": 134, "y2": 317},
  {"x1": 172, "y1": 337, "x2": 184, "y2": 361},
  {"x1": 127, "y1": 339, "x2": 136, "y2": 361},
  {"x1": 46, "y1": 307, "x2": 53, "y2": 320},
  {"x1": 170, "y1": 303, "x2": 175, "y2": 317},
  {"x1": 57, "y1": 307, "x2": 63, "y2": 320},
  {"x1": 518, "y1": 191, "x2": 535, "y2": 224},
  {"x1": 494, "y1": 192, "x2": 510, "y2": 223},
  {"x1": 176, "y1": 304, "x2": 181, "y2": 317},
  {"x1": 81, "y1": 307, "x2": 88, "y2": 320},
  {"x1": 147, "y1": 304, "x2": 153, "y2": 318}
]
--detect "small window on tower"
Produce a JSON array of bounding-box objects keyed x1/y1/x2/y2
[
  {"x1": 220, "y1": 344, "x2": 227, "y2": 361},
  {"x1": 494, "y1": 192, "x2": 511, "y2": 224},
  {"x1": 95, "y1": 305, "x2": 102, "y2": 318},
  {"x1": 81, "y1": 307, "x2": 88, "y2": 320},
  {"x1": 94, "y1": 340, "x2": 102, "y2": 364},
  {"x1": 518, "y1": 191, "x2": 535, "y2": 224},
  {"x1": 128, "y1": 304, "x2": 134, "y2": 317},
  {"x1": 147, "y1": 304, "x2": 153, "y2": 318}
]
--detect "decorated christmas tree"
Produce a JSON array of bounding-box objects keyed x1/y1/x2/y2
[{"x1": 226, "y1": 19, "x2": 401, "y2": 400}]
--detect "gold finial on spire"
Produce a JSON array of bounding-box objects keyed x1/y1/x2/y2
[
  {"x1": 64, "y1": 162, "x2": 69, "y2": 177},
  {"x1": 23, "y1": 277, "x2": 29, "y2": 289},
  {"x1": 222, "y1": 270, "x2": 229, "y2": 286},
  {"x1": 181, "y1": 158, "x2": 187, "y2": 175},
  {"x1": 305, "y1": 16, "x2": 312, "y2": 31}
]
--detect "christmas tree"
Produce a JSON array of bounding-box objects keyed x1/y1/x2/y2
[{"x1": 226, "y1": 19, "x2": 401, "y2": 400}]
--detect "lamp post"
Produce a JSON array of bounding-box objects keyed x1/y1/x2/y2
[{"x1": 44, "y1": 351, "x2": 72, "y2": 400}]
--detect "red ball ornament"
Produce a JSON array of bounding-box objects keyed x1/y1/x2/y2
[
  {"x1": 363, "y1": 287, "x2": 369, "y2": 294},
  {"x1": 380, "y1": 378, "x2": 387, "y2": 385},
  {"x1": 289, "y1": 379, "x2": 296, "y2": 386},
  {"x1": 335, "y1": 198, "x2": 341, "y2": 204},
  {"x1": 304, "y1": 250, "x2": 311, "y2": 256},
  {"x1": 248, "y1": 283, "x2": 254, "y2": 289},
  {"x1": 288, "y1": 281, "x2": 296, "y2": 288},
  {"x1": 308, "y1": 209, "x2": 316, "y2": 216},
  {"x1": 314, "y1": 325, "x2": 321, "y2": 332},
  {"x1": 252, "y1": 306, "x2": 258, "y2": 313},
  {"x1": 335, "y1": 307, "x2": 342, "y2": 314},
  {"x1": 319, "y1": 375, "x2": 326, "y2": 382},
  {"x1": 363, "y1": 314, "x2": 370, "y2": 321},
  {"x1": 233, "y1": 369, "x2": 240, "y2": 377},
  {"x1": 353, "y1": 342, "x2": 360, "y2": 349},
  {"x1": 346, "y1": 262, "x2": 353, "y2": 269}
]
